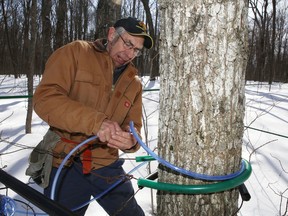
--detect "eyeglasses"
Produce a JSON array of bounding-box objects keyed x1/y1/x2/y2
[{"x1": 116, "y1": 31, "x2": 142, "y2": 57}]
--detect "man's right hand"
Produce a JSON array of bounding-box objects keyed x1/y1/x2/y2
[{"x1": 97, "y1": 120, "x2": 122, "y2": 143}]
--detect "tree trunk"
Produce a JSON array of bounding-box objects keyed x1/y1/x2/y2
[
  {"x1": 54, "y1": 0, "x2": 67, "y2": 49},
  {"x1": 250, "y1": 0, "x2": 269, "y2": 82},
  {"x1": 157, "y1": 0, "x2": 248, "y2": 215},
  {"x1": 95, "y1": 0, "x2": 122, "y2": 39},
  {"x1": 140, "y1": 0, "x2": 159, "y2": 80},
  {"x1": 25, "y1": 0, "x2": 37, "y2": 134},
  {"x1": 40, "y1": 0, "x2": 52, "y2": 74},
  {"x1": 1, "y1": 0, "x2": 17, "y2": 76},
  {"x1": 268, "y1": 0, "x2": 276, "y2": 85}
]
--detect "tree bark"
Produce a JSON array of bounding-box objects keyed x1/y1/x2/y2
[
  {"x1": 140, "y1": 0, "x2": 159, "y2": 79},
  {"x1": 54, "y1": 0, "x2": 67, "y2": 49},
  {"x1": 1, "y1": 0, "x2": 17, "y2": 76},
  {"x1": 40, "y1": 0, "x2": 52, "y2": 74},
  {"x1": 25, "y1": 0, "x2": 37, "y2": 134},
  {"x1": 95, "y1": 0, "x2": 122, "y2": 39},
  {"x1": 157, "y1": 0, "x2": 248, "y2": 215},
  {"x1": 268, "y1": 0, "x2": 276, "y2": 85}
]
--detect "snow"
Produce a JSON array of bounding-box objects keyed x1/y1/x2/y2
[{"x1": 0, "y1": 75, "x2": 287, "y2": 216}]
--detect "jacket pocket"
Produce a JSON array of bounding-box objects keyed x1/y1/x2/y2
[
  {"x1": 71, "y1": 70, "x2": 103, "y2": 108},
  {"x1": 75, "y1": 69, "x2": 101, "y2": 85}
]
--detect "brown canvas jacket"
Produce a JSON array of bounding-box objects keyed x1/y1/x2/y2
[{"x1": 33, "y1": 39, "x2": 142, "y2": 171}]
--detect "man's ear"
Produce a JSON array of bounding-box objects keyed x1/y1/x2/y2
[{"x1": 107, "y1": 27, "x2": 116, "y2": 42}]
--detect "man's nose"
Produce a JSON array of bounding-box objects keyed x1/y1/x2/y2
[{"x1": 126, "y1": 48, "x2": 136, "y2": 59}]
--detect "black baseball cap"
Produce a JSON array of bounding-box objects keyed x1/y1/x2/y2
[{"x1": 114, "y1": 17, "x2": 153, "y2": 49}]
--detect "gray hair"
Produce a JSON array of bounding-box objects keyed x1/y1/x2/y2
[
  {"x1": 115, "y1": 26, "x2": 126, "y2": 35},
  {"x1": 109, "y1": 26, "x2": 126, "y2": 46}
]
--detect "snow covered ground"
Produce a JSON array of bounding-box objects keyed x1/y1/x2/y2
[{"x1": 0, "y1": 75, "x2": 287, "y2": 215}]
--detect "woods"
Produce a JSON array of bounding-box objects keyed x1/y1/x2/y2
[
  {"x1": 0, "y1": 0, "x2": 287, "y2": 215},
  {"x1": 0, "y1": 0, "x2": 158, "y2": 78},
  {"x1": 247, "y1": 0, "x2": 288, "y2": 83},
  {"x1": 0, "y1": 0, "x2": 287, "y2": 82}
]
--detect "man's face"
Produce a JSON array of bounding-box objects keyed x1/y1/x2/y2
[{"x1": 107, "y1": 27, "x2": 144, "y2": 68}]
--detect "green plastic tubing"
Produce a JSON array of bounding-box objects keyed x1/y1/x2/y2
[
  {"x1": 136, "y1": 155, "x2": 155, "y2": 162},
  {"x1": 0, "y1": 95, "x2": 33, "y2": 99},
  {"x1": 137, "y1": 159, "x2": 252, "y2": 194}
]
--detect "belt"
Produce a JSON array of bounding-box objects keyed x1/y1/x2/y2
[{"x1": 61, "y1": 137, "x2": 92, "y2": 174}]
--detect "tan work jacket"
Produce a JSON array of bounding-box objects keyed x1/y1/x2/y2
[{"x1": 33, "y1": 39, "x2": 142, "y2": 171}]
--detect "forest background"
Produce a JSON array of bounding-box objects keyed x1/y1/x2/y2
[
  {"x1": 1, "y1": 0, "x2": 287, "y2": 134},
  {"x1": 0, "y1": 0, "x2": 287, "y2": 83}
]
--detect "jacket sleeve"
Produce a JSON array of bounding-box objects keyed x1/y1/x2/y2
[{"x1": 33, "y1": 42, "x2": 107, "y2": 135}]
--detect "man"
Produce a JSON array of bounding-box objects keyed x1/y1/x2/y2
[{"x1": 26, "y1": 17, "x2": 153, "y2": 216}]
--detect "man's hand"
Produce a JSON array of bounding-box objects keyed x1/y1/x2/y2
[
  {"x1": 97, "y1": 120, "x2": 137, "y2": 150},
  {"x1": 107, "y1": 130, "x2": 137, "y2": 150},
  {"x1": 97, "y1": 120, "x2": 122, "y2": 143}
]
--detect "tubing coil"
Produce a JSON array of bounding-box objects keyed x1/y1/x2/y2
[
  {"x1": 129, "y1": 121, "x2": 246, "y2": 181},
  {"x1": 51, "y1": 135, "x2": 97, "y2": 200},
  {"x1": 137, "y1": 159, "x2": 252, "y2": 194},
  {"x1": 51, "y1": 135, "x2": 148, "y2": 212}
]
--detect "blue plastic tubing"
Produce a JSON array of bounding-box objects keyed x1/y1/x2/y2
[
  {"x1": 129, "y1": 121, "x2": 246, "y2": 181},
  {"x1": 50, "y1": 135, "x2": 147, "y2": 211},
  {"x1": 52, "y1": 121, "x2": 250, "y2": 209},
  {"x1": 72, "y1": 161, "x2": 147, "y2": 212},
  {"x1": 50, "y1": 135, "x2": 97, "y2": 200}
]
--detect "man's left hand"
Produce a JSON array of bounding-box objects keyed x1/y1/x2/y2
[{"x1": 107, "y1": 130, "x2": 137, "y2": 150}]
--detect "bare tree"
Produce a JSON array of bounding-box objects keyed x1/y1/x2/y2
[
  {"x1": 268, "y1": 0, "x2": 276, "y2": 85},
  {"x1": 22, "y1": 0, "x2": 31, "y2": 78},
  {"x1": 249, "y1": 0, "x2": 270, "y2": 82},
  {"x1": 40, "y1": 0, "x2": 52, "y2": 74},
  {"x1": 25, "y1": 0, "x2": 37, "y2": 133},
  {"x1": 95, "y1": 0, "x2": 122, "y2": 38},
  {"x1": 246, "y1": 0, "x2": 288, "y2": 83},
  {"x1": 275, "y1": 4, "x2": 288, "y2": 82},
  {"x1": 1, "y1": 0, "x2": 18, "y2": 76},
  {"x1": 140, "y1": 0, "x2": 159, "y2": 80},
  {"x1": 54, "y1": 0, "x2": 67, "y2": 49},
  {"x1": 157, "y1": 0, "x2": 248, "y2": 215}
]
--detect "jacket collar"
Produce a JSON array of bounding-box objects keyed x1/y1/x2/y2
[
  {"x1": 92, "y1": 39, "x2": 137, "y2": 74},
  {"x1": 92, "y1": 39, "x2": 107, "y2": 52}
]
